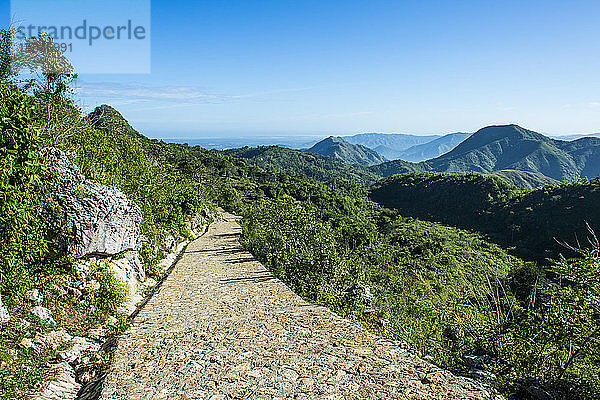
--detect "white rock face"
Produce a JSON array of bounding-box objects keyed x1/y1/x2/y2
[
  {"x1": 31, "y1": 305, "x2": 56, "y2": 324},
  {"x1": 58, "y1": 336, "x2": 100, "y2": 364},
  {"x1": 35, "y1": 329, "x2": 73, "y2": 350},
  {"x1": 45, "y1": 148, "x2": 143, "y2": 258},
  {"x1": 0, "y1": 295, "x2": 10, "y2": 323},
  {"x1": 26, "y1": 288, "x2": 43, "y2": 305}
]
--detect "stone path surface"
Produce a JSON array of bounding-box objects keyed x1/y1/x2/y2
[{"x1": 101, "y1": 213, "x2": 497, "y2": 400}]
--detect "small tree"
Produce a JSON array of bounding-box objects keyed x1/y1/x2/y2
[
  {"x1": 0, "y1": 28, "x2": 17, "y2": 83},
  {"x1": 1, "y1": 29, "x2": 81, "y2": 144}
]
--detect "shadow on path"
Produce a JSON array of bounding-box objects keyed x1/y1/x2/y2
[{"x1": 219, "y1": 273, "x2": 275, "y2": 284}]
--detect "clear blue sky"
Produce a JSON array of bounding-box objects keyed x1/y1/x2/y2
[{"x1": 4, "y1": 0, "x2": 600, "y2": 138}]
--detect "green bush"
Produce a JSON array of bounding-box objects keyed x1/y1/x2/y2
[
  {"x1": 89, "y1": 262, "x2": 128, "y2": 316},
  {"x1": 0, "y1": 82, "x2": 50, "y2": 305}
]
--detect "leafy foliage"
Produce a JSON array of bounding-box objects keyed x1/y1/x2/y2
[
  {"x1": 488, "y1": 169, "x2": 559, "y2": 190},
  {"x1": 0, "y1": 83, "x2": 51, "y2": 305}
]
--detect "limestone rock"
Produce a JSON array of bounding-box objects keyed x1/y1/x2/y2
[
  {"x1": 31, "y1": 305, "x2": 56, "y2": 324},
  {"x1": 520, "y1": 378, "x2": 555, "y2": 400},
  {"x1": 59, "y1": 336, "x2": 100, "y2": 365},
  {"x1": 19, "y1": 318, "x2": 31, "y2": 329},
  {"x1": 0, "y1": 295, "x2": 10, "y2": 323},
  {"x1": 20, "y1": 337, "x2": 36, "y2": 350},
  {"x1": 186, "y1": 213, "x2": 208, "y2": 237},
  {"x1": 44, "y1": 148, "x2": 143, "y2": 258},
  {"x1": 35, "y1": 329, "x2": 73, "y2": 350},
  {"x1": 31, "y1": 362, "x2": 81, "y2": 400},
  {"x1": 345, "y1": 282, "x2": 373, "y2": 306},
  {"x1": 123, "y1": 250, "x2": 145, "y2": 281},
  {"x1": 164, "y1": 235, "x2": 176, "y2": 251},
  {"x1": 109, "y1": 256, "x2": 144, "y2": 315},
  {"x1": 463, "y1": 354, "x2": 495, "y2": 370},
  {"x1": 26, "y1": 288, "x2": 43, "y2": 305}
]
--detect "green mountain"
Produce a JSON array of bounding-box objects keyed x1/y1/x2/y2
[
  {"x1": 88, "y1": 104, "x2": 148, "y2": 142},
  {"x1": 344, "y1": 132, "x2": 440, "y2": 153},
  {"x1": 224, "y1": 139, "x2": 557, "y2": 190},
  {"x1": 306, "y1": 136, "x2": 388, "y2": 166},
  {"x1": 371, "y1": 124, "x2": 600, "y2": 182},
  {"x1": 396, "y1": 132, "x2": 471, "y2": 162},
  {"x1": 223, "y1": 145, "x2": 380, "y2": 184}
]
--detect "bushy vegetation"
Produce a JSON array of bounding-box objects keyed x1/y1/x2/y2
[
  {"x1": 0, "y1": 83, "x2": 52, "y2": 306},
  {"x1": 488, "y1": 169, "x2": 559, "y2": 190},
  {"x1": 236, "y1": 178, "x2": 600, "y2": 399}
]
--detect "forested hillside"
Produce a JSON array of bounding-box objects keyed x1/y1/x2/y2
[
  {"x1": 223, "y1": 145, "x2": 380, "y2": 183},
  {"x1": 487, "y1": 169, "x2": 560, "y2": 190},
  {"x1": 370, "y1": 172, "x2": 600, "y2": 261},
  {"x1": 306, "y1": 136, "x2": 388, "y2": 166}
]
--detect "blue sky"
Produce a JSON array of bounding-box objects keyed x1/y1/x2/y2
[{"x1": 4, "y1": 0, "x2": 600, "y2": 138}]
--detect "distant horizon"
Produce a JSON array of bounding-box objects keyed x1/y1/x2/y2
[{"x1": 142, "y1": 126, "x2": 600, "y2": 142}]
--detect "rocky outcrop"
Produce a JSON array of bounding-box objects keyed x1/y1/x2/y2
[
  {"x1": 31, "y1": 305, "x2": 56, "y2": 324},
  {"x1": 45, "y1": 148, "x2": 143, "y2": 259},
  {"x1": 345, "y1": 282, "x2": 374, "y2": 306},
  {"x1": 0, "y1": 294, "x2": 10, "y2": 323},
  {"x1": 25, "y1": 329, "x2": 101, "y2": 400}
]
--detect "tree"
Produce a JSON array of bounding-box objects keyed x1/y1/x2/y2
[{"x1": 4, "y1": 31, "x2": 80, "y2": 144}]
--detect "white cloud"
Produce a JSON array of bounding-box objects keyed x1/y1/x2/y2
[
  {"x1": 74, "y1": 82, "x2": 318, "y2": 111},
  {"x1": 561, "y1": 102, "x2": 600, "y2": 110},
  {"x1": 75, "y1": 82, "x2": 221, "y2": 102}
]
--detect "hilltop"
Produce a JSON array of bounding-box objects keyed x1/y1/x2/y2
[{"x1": 306, "y1": 136, "x2": 388, "y2": 166}]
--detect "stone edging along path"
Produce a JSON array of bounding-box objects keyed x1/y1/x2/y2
[{"x1": 100, "y1": 212, "x2": 500, "y2": 400}]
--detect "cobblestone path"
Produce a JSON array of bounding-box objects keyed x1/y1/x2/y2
[{"x1": 101, "y1": 213, "x2": 497, "y2": 400}]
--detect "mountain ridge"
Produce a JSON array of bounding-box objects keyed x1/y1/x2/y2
[
  {"x1": 306, "y1": 136, "x2": 388, "y2": 166},
  {"x1": 370, "y1": 124, "x2": 600, "y2": 181},
  {"x1": 344, "y1": 132, "x2": 440, "y2": 151},
  {"x1": 396, "y1": 132, "x2": 471, "y2": 162}
]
